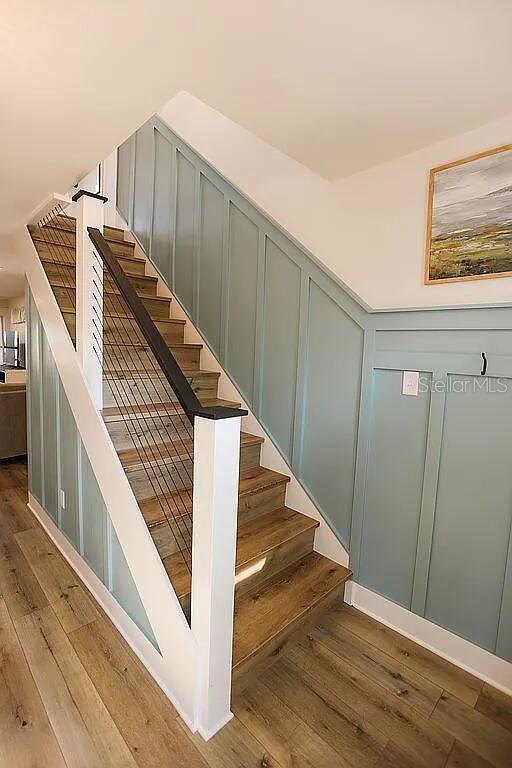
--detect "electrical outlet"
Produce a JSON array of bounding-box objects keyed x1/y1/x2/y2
[
  {"x1": 59, "y1": 489, "x2": 66, "y2": 510},
  {"x1": 402, "y1": 370, "x2": 419, "y2": 396}
]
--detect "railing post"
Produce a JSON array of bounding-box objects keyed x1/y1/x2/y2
[
  {"x1": 191, "y1": 414, "x2": 241, "y2": 739},
  {"x1": 73, "y1": 190, "x2": 107, "y2": 410}
]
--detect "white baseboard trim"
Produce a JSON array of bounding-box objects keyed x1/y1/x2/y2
[
  {"x1": 196, "y1": 711, "x2": 234, "y2": 742},
  {"x1": 345, "y1": 581, "x2": 512, "y2": 696},
  {"x1": 28, "y1": 494, "x2": 196, "y2": 733}
]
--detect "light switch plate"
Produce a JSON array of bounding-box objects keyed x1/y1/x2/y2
[{"x1": 402, "y1": 370, "x2": 419, "y2": 396}]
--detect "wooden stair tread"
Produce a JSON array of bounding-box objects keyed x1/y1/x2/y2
[
  {"x1": 118, "y1": 431, "x2": 262, "y2": 470},
  {"x1": 139, "y1": 465, "x2": 289, "y2": 528},
  {"x1": 102, "y1": 341, "x2": 202, "y2": 351},
  {"x1": 62, "y1": 309, "x2": 184, "y2": 325},
  {"x1": 46, "y1": 276, "x2": 162, "y2": 298},
  {"x1": 34, "y1": 217, "x2": 126, "y2": 242},
  {"x1": 31, "y1": 228, "x2": 137, "y2": 255},
  {"x1": 232, "y1": 552, "x2": 351, "y2": 670},
  {"x1": 33, "y1": 236, "x2": 142, "y2": 263},
  {"x1": 42, "y1": 265, "x2": 158, "y2": 288},
  {"x1": 102, "y1": 397, "x2": 238, "y2": 422},
  {"x1": 41, "y1": 253, "x2": 145, "y2": 276},
  {"x1": 103, "y1": 368, "x2": 220, "y2": 380},
  {"x1": 163, "y1": 508, "x2": 319, "y2": 600}
]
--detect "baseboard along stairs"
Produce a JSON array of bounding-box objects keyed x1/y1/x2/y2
[{"x1": 29, "y1": 214, "x2": 351, "y2": 685}]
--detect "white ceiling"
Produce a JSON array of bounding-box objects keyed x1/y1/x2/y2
[{"x1": 0, "y1": 0, "x2": 511, "y2": 237}]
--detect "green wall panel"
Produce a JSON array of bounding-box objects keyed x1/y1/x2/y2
[
  {"x1": 26, "y1": 291, "x2": 156, "y2": 649},
  {"x1": 27, "y1": 290, "x2": 43, "y2": 504},
  {"x1": 425, "y1": 375, "x2": 512, "y2": 652},
  {"x1": 80, "y1": 443, "x2": 107, "y2": 583},
  {"x1": 58, "y1": 381, "x2": 79, "y2": 547},
  {"x1": 41, "y1": 329, "x2": 58, "y2": 522},
  {"x1": 110, "y1": 525, "x2": 158, "y2": 647},
  {"x1": 226, "y1": 204, "x2": 259, "y2": 402},
  {"x1": 133, "y1": 122, "x2": 154, "y2": 252},
  {"x1": 151, "y1": 129, "x2": 173, "y2": 283},
  {"x1": 174, "y1": 149, "x2": 195, "y2": 312},
  {"x1": 117, "y1": 117, "x2": 512, "y2": 664},
  {"x1": 300, "y1": 281, "x2": 363, "y2": 546},
  {"x1": 116, "y1": 137, "x2": 133, "y2": 225},
  {"x1": 260, "y1": 238, "x2": 301, "y2": 460},
  {"x1": 496, "y1": 532, "x2": 512, "y2": 662},
  {"x1": 359, "y1": 369, "x2": 431, "y2": 608},
  {"x1": 198, "y1": 175, "x2": 224, "y2": 355}
]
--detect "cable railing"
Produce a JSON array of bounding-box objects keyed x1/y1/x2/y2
[
  {"x1": 89, "y1": 227, "x2": 245, "y2": 576},
  {"x1": 30, "y1": 204, "x2": 244, "y2": 584}
]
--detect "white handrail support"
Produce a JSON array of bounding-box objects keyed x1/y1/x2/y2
[
  {"x1": 75, "y1": 191, "x2": 106, "y2": 410},
  {"x1": 191, "y1": 414, "x2": 241, "y2": 739}
]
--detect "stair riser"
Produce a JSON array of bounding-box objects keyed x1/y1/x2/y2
[
  {"x1": 103, "y1": 345, "x2": 200, "y2": 373},
  {"x1": 126, "y1": 439, "x2": 259, "y2": 501},
  {"x1": 62, "y1": 312, "x2": 185, "y2": 345},
  {"x1": 127, "y1": 458, "x2": 194, "y2": 500},
  {"x1": 56, "y1": 289, "x2": 170, "y2": 322},
  {"x1": 105, "y1": 240, "x2": 137, "y2": 258},
  {"x1": 140, "y1": 296, "x2": 171, "y2": 318},
  {"x1": 151, "y1": 518, "x2": 192, "y2": 560},
  {"x1": 45, "y1": 263, "x2": 157, "y2": 297},
  {"x1": 170, "y1": 346, "x2": 201, "y2": 369},
  {"x1": 238, "y1": 482, "x2": 288, "y2": 522},
  {"x1": 106, "y1": 417, "x2": 192, "y2": 452},
  {"x1": 103, "y1": 378, "x2": 176, "y2": 409},
  {"x1": 142, "y1": 478, "x2": 288, "y2": 542},
  {"x1": 52, "y1": 286, "x2": 78, "y2": 313},
  {"x1": 232, "y1": 580, "x2": 346, "y2": 686},
  {"x1": 37, "y1": 242, "x2": 145, "y2": 276},
  {"x1": 240, "y1": 443, "x2": 261, "y2": 471},
  {"x1": 124, "y1": 439, "x2": 257, "y2": 487},
  {"x1": 102, "y1": 374, "x2": 218, "y2": 408},
  {"x1": 100, "y1": 313, "x2": 183, "y2": 341},
  {"x1": 104, "y1": 226, "x2": 126, "y2": 242},
  {"x1": 235, "y1": 529, "x2": 316, "y2": 600},
  {"x1": 155, "y1": 321, "x2": 185, "y2": 345}
]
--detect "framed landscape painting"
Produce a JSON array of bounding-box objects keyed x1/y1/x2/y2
[{"x1": 425, "y1": 144, "x2": 512, "y2": 284}]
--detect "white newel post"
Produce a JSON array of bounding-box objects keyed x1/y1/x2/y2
[
  {"x1": 191, "y1": 414, "x2": 242, "y2": 739},
  {"x1": 73, "y1": 190, "x2": 107, "y2": 410}
]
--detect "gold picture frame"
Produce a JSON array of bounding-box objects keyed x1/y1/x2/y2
[{"x1": 425, "y1": 143, "x2": 512, "y2": 284}]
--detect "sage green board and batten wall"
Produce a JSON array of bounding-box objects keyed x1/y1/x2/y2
[
  {"x1": 26, "y1": 288, "x2": 157, "y2": 647},
  {"x1": 117, "y1": 118, "x2": 512, "y2": 664}
]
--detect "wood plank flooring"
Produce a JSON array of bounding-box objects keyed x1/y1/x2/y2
[{"x1": 1, "y1": 459, "x2": 511, "y2": 767}]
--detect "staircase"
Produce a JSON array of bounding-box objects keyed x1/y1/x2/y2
[{"x1": 30, "y1": 214, "x2": 351, "y2": 683}]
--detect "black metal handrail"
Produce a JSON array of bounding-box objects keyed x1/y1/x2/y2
[{"x1": 88, "y1": 227, "x2": 247, "y2": 425}]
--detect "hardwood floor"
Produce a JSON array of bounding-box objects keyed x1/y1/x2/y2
[{"x1": 1, "y1": 459, "x2": 511, "y2": 768}]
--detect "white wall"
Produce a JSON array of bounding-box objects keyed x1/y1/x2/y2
[
  {"x1": 160, "y1": 93, "x2": 512, "y2": 311},
  {"x1": 334, "y1": 112, "x2": 512, "y2": 310}
]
